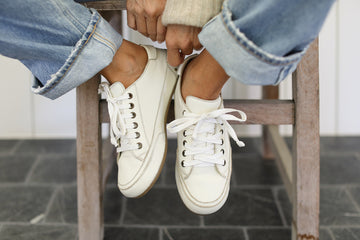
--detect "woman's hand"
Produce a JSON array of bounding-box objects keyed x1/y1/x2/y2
[
  {"x1": 165, "y1": 25, "x2": 202, "y2": 66},
  {"x1": 126, "y1": 0, "x2": 167, "y2": 42}
]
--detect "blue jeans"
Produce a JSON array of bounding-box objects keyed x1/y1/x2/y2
[
  {"x1": 0, "y1": 0, "x2": 334, "y2": 99},
  {"x1": 199, "y1": 0, "x2": 335, "y2": 85},
  {"x1": 0, "y1": 0, "x2": 122, "y2": 99}
]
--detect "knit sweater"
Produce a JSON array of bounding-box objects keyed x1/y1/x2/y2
[{"x1": 162, "y1": 0, "x2": 223, "y2": 28}]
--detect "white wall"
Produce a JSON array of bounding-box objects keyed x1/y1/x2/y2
[
  {"x1": 0, "y1": 1, "x2": 359, "y2": 139},
  {"x1": 0, "y1": 55, "x2": 77, "y2": 139}
]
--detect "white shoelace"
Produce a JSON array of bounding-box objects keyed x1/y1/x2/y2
[
  {"x1": 167, "y1": 108, "x2": 247, "y2": 167},
  {"x1": 99, "y1": 83, "x2": 141, "y2": 153}
]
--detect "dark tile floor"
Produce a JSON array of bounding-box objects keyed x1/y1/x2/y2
[{"x1": 0, "y1": 137, "x2": 360, "y2": 240}]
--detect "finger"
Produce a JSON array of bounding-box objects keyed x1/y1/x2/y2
[
  {"x1": 136, "y1": 15, "x2": 148, "y2": 37},
  {"x1": 167, "y1": 48, "x2": 184, "y2": 67},
  {"x1": 127, "y1": 13, "x2": 136, "y2": 30},
  {"x1": 156, "y1": 17, "x2": 166, "y2": 43},
  {"x1": 179, "y1": 41, "x2": 193, "y2": 55},
  {"x1": 146, "y1": 17, "x2": 157, "y2": 41}
]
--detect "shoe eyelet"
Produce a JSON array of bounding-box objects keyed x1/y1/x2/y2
[
  {"x1": 182, "y1": 150, "x2": 187, "y2": 157},
  {"x1": 181, "y1": 160, "x2": 185, "y2": 167},
  {"x1": 133, "y1": 122, "x2": 138, "y2": 129},
  {"x1": 221, "y1": 149, "x2": 225, "y2": 154},
  {"x1": 220, "y1": 129, "x2": 224, "y2": 134},
  {"x1": 135, "y1": 132, "x2": 140, "y2": 139},
  {"x1": 131, "y1": 112, "x2": 136, "y2": 119},
  {"x1": 128, "y1": 93, "x2": 133, "y2": 99},
  {"x1": 183, "y1": 130, "x2": 187, "y2": 137},
  {"x1": 129, "y1": 103, "x2": 134, "y2": 109},
  {"x1": 222, "y1": 160, "x2": 226, "y2": 166},
  {"x1": 183, "y1": 140, "x2": 187, "y2": 146},
  {"x1": 137, "y1": 142, "x2": 142, "y2": 149},
  {"x1": 221, "y1": 139, "x2": 224, "y2": 145}
]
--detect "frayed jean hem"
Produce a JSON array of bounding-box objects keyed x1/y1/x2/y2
[
  {"x1": 31, "y1": 10, "x2": 122, "y2": 99},
  {"x1": 198, "y1": 0, "x2": 308, "y2": 86}
]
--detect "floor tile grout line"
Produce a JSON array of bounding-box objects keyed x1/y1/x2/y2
[
  {"x1": 159, "y1": 227, "x2": 164, "y2": 240},
  {"x1": 199, "y1": 216, "x2": 205, "y2": 227},
  {"x1": 321, "y1": 184, "x2": 360, "y2": 189},
  {"x1": 163, "y1": 228, "x2": 175, "y2": 240},
  {"x1": 3, "y1": 137, "x2": 360, "y2": 237},
  {"x1": 24, "y1": 155, "x2": 42, "y2": 183},
  {"x1": 345, "y1": 187, "x2": 360, "y2": 213},
  {"x1": 0, "y1": 222, "x2": 290, "y2": 229},
  {"x1": 0, "y1": 222, "x2": 77, "y2": 226},
  {"x1": 9, "y1": 140, "x2": 23, "y2": 155},
  {"x1": 355, "y1": 152, "x2": 360, "y2": 161},
  {"x1": 118, "y1": 197, "x2": 127, "y2": 225},
  {"x1": 43, "y1": 186, "x2": 62, "y2": 223},
  {"x1": 320, "y1": 151, "x2": 360, "y2": 157},
  {"x1": 4, "y1": 222, "x2": 360, "y2": 229},
  {"x1": 326, "y1": 227, "x2": 336, "y2": 240},
  {"x1": 271, "y1": 188, "x2": 288, "y2": 227},
  {"x1": 4, "y1": 182, "x2": 360, "y2": 189},
  {"x1": 243, "y1": 227, "x2": 250, "y2": 240},
  {"x1": 0, "y1": 182, "x2": 78, "y2": 188},
  {"x1": 105, "y1": 224, "x2": 289, "y2": 229},
  {"x1": 349, "y1": 228, "x2": 360, "y2": 239}
]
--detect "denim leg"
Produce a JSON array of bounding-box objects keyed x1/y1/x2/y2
[
  {"x1": 0, "y1": 0, "x2": 122, "y2": 99},
  {"x1": 198, "y1": 0, "x2": 335, "y2": 85}
]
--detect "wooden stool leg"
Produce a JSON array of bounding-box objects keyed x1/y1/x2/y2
[
  {"x1": 262, "y1": 86, "x2": 279, "y2": 159},
  {"x1": 76, "y1": 75, "x2": 104, "y2": 240},
  {"x1": 291, "y1": 39, "x2": 320, "y2": 240}
]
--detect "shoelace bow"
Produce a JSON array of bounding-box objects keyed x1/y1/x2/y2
[
  {"x1": 99, "y1": 83, "x2": 140, "y2": 153},
  {"x1": 167, "y1": 108, "x2": 247, "y2": 167}
]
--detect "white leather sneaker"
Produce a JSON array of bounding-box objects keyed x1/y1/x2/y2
[
  {"x1": 167, "y1": 56, "x2": 247, "y2": 214},
  {"x1": 99, "y1": 45, "x2": 177, "y2": 198}
]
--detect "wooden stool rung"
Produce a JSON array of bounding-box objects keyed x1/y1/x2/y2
[
  {"x1": 100, "y1": 99, "x2": 295, "y2": 125},
  {"x1": 82, "y1": 1, "x2": 126, "y2": 10},
  {"x1": 266, "y1": 125, "x2": 293, "y2": 202}
]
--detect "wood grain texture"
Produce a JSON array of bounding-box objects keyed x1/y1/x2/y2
[
  {"x1": 266, "y1": 125, "x2": 293, "y2": 201},
  {"x1": 262, "y1": 86, "x2": 280, "y2": 159},
  {"x1": 76, "y1": 75, "x2": 104, "y2": 240},
  {"x1": 82, "y1": 0, "x2": 126, "y2": 10},
  {"x1": 100, "y1": 99, "x2": 295, "y2": 125},
  {"x1": 76, "y1": 4, "x2": 123, "y2": 240},
  {"x1": 291, "y1": 39, "x2": 320, "y2": 240}
]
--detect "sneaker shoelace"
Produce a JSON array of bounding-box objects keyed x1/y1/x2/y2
[
  {"x1": 167, "y1": 108, "x2": 247, "y2": 167},
  {"x1": 99, "y1": 83, "x2": 141, "y2": 153}
]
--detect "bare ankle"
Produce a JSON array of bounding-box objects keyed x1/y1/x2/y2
[
  {"x1": 181, "y1": 51, "x2": 228, "y2": 102},
  {"x1": 100, "y1": 40, "x2": 148, "y2": 88}
]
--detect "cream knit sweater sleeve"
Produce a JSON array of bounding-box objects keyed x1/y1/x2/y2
[{"x1": 162, "y1": 0, "x2": 223, "y2": 28}]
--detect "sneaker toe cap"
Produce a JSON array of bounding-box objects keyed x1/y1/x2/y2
[
  {"x1": 117, "y1": 153, "x2": 143, "y2": 187},
  {"x1": 183, "y1": 171, "x2": 228, "y2": 204}
]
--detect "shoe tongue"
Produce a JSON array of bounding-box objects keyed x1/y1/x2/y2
[
  {"x1": 186, "y1": 96, "x2": 221, "y2": 114},
  {"x1": 110, "y1": 82, "x2": 126, "y2": 97}
]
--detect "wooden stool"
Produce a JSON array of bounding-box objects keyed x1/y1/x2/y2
[{"x1": 76, "y1": 2, "x2": 320, "y2": 240}]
